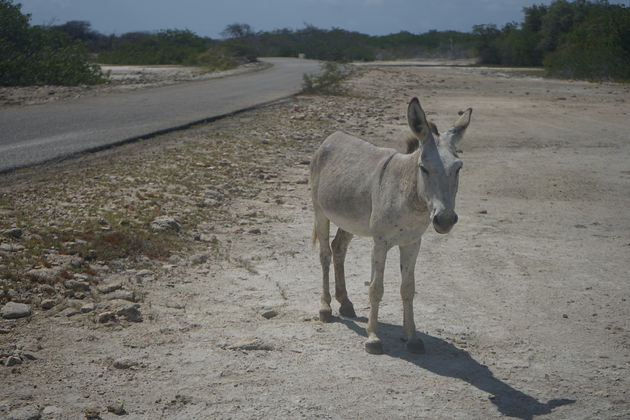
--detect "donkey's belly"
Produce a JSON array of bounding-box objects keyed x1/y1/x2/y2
[
  {"x1": 324, "y1": 209, "x2": 373, "y2": 237},
  {"x1": 318, "y1": 189, "x2": 374, "y2": 237}
]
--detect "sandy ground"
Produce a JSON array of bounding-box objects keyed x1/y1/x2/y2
[{"x1": 0, "y1": 64, "x2": 629, "y2": 419}]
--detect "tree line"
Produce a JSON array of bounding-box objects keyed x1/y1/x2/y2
[
  {"x1": 473, "y1": 0, "x2": 629, "y2": 80},
  {"x1": 1, "y1": 0, "x2": 628, "y2": 86}
]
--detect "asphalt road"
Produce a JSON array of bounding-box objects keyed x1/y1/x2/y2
[{"x1": 0, "y1": 57, "x2": 321, "y2": 174}]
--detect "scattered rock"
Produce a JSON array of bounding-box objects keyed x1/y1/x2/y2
[
  {"x1": 81, "y1": 303, "x2": 96, "y2": 313},
  {"x1": 59, "y1": 307, "x2": 80, "y2": 318},
  {"x1": 0, "y1": 243, "x2": 25, "y2": 252},
  {"x1": 150, "y1": 216, "x2": 181, "y2": 233},
  {"x1": 191, "y1": 253, "x2": 208, "y2": 265},
  {"x1": 248, "y1": 228, "x2": 262, "y2": 235},
  {"x1": 116, "y1": 305, "x2": 143, "y2": 322},
  {"x1": 261, "y1": 310, "x2": 279, "y2": 319},
  {"x1": 113, "y1": 358, "x2": 138, "y2": 370},
  {"x1": 1, "y1": 302, "x2": 32, "y2": 319},
  {"x1": 7, "y1": 405, "x2": 41, "y2": 420},
  {"x1": 27, "y1": 268, "x2": 60, "y2": 283},
  {"x1": 3, "y1": 228, "x2": 23, "y2": 239},
  {"x1": 0, "y1": 344, "x2": 17, "y2": 357},
  {"x1": 135, "y1": 269, "x2": 154, "y2": 278},
  {"x1": 41, "y1": 405, "x2": 63, "y2": 419},
  {"x1": 106, "y1": 403, "x2": 127, "y2": 416},
  {"x1": 97, "y1": 282, "x2": 122, "y2": 294},
  {"x1": 198, "y1": 234, "x2": 219, "y2": 244},
  {"x1": 228, "y1": 337, "x2": 274, "y2": 351},
  {"x1": 83, "y1": 406, "x2": 100, "y2": 420},
  {"x1": 105, "y1": 291, "x2": 136, "y2": 302},
  {"x1": 63, "y1": 280, "x2": 91, "y2": 292},
  {"x1": 97, "y1": 311, "x2": 116, "y2": 323},
  {"x1": 40, "y1": 299, "x2": 57, "y2": 310},
  {"x1": 165, "y1": 300, "x2": 185, "y2": 309},
  {"x1": 5, "y1": 355, "x2": 23, "y2": 366}
]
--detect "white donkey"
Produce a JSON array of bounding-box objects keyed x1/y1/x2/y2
[{"x1": 310, "y1": 98, "x2": 472, "y2": 354}]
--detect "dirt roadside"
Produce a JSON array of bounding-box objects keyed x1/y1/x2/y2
[{"x1": 1, "y1": 65, "x2": 629, "y2": 419}]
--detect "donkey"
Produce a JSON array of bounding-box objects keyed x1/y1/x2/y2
[{"x1": 310, "y1": 97, "x2": 472, "y2": 354}]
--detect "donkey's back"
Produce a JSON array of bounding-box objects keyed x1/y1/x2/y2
[{"x1": 310, "y1": 131, "x2": 399, "y2": 237}]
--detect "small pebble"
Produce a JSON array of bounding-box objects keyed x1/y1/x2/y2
[
  {"x1": 107, "y1": 403, "x2": 127, "y2": 415},
  {"x1": 5, "y1": 355, "x2": 22, "y2": 366},
  {"x1": 97, "y1": 311, "x2": 116, "y2": 323},
  {"x1": 113, "y1": 358, "x2": 138, "y2": 369},
  {"x1": 81, "y1": 303, "x2": 96, "y2": 313},
  {"x1": 41, "y1": 299, "x2": 57, "y2": 310},
  {"x1": 116, "y1": 305, "x2": 143, "y2": 322},
  {"x1": 262, "y1": 310, "x2": 278, "y2": 319},
  {"x1": 1, "y1": 302, "x2": 32, "y2": 319}
]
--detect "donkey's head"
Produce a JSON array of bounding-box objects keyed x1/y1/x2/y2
[{"x1": 407, "y1": 97, "x2": 472, "y2": 234}]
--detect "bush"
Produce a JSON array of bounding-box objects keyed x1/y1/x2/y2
[
  {"x1": 544, "y1": 8, "x2": 630, "y2": 80},
  {"x1": 98, "y1": 29, "x2": 209, "y2": 65},
  {"x1": 473, "y1": 0, "x2": 630, "y2": 81},
  {"x1": 187, "y1": 46, "x2": 240, "y2": 71},
  {"x1": 302, "y1": 62, "x2": 352, "y2": 95},
  {"x1": 0, "y1": 0, "x2": 104, "y2": 86}
]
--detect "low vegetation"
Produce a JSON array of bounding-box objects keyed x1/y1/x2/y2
[
  {"x1": 0, "y1": 0, "x2": 104, "y2": 86},
  {"x1": 302, "y1": 62, "x2": 353, "y2": 96},
  {"x1": 1, "y1": 0, "x2": 628, "y2": 86},
  {"x1": 473, "y1": 0, "x2": 630, "y2": 80}
]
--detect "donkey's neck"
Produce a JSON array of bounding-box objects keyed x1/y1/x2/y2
[{"x1": 391, "y1": 149, "x2": 426, "y2": 213}]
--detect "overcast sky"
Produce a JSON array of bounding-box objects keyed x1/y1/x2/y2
[{"x1": 16, "y1": 0, "x2": 629, "y2": 38}]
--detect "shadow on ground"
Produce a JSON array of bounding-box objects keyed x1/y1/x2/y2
[{"x1": 337, "y1": 316, "x2": 575, "y2": 420}]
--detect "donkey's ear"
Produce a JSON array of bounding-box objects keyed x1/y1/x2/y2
[
  {"x1": 448, "y1": 108, "x2": 473, "y2": 145},
  {"x1": 407, "y1": 97, "x2": 433, "y2": 145}
]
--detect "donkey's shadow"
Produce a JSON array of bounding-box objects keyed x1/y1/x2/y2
[{"x1": 337, "y1": 316, "x2": 574, "y2": 420}]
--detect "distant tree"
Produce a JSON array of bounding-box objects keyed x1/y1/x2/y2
[
  {"x1": 0, "y1": 0, "x2": 103, "y2": 86},
  {"x1": 544, "y1": 4, "x2": 630, "y2": 79},
  {"x1": 53, "y1": 20, "x2": 111, "y2": 51},
  {"x1": 98, "y1": 29, "x2": 210, "y2": 65},
  {"x1": 472, "y1": 24, "x2": 502, "y2": 64},
  {"x1": 221, "y1": 23, "x2": 253, "y2": 39},
  {"x1": 522, "y1": 4, "x2": 548, "y2": 33}
]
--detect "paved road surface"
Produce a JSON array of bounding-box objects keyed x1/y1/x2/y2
[{"x1": 0, "y1": 57, "x2": 321, "y2": 174}]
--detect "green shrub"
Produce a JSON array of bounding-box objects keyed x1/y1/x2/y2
[
  {"x1": 0, "y1": 0, "x2": 104, "y2": 86},
  {"x1": 98, "y1": 29, "x2": 209, "y2": 65},
  {"x1": 544, "y1": 8, "x2": 630, "y2": 80},
  {"x1": 186, "y1": 46, "x2": 240, "y2": 71},
  {"x1": 302, "y1": 62, "x2": 352, "y2": 96}
]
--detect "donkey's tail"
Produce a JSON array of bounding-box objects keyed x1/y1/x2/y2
[{"x1": 311, "y1": 226, "x2": 318, "y2": 248}]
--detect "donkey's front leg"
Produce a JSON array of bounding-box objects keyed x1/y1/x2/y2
[
  {"x1": 366, "y1": 240, "x2": 390, "y2": 354},
  {"x1": 400, "y1": 240, "x2": 425, "y2": 354}
]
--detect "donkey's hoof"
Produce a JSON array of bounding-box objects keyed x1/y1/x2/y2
[
  {"x1": 406, "y1": 338, "x2": 425, "y2": 354},
  {"x1": 319, "y1": 309, "x2": 333, "y2": 323},
  {"x1": 339, "y1": 301, "x2": 357, "y2": 318},
  {"x1": 365, "y1": 338, "x2": 384, "y2": 355}
]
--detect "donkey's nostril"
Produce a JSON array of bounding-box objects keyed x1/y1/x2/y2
[{"x1": 433, "y1": 211, "x2": 458, "y2": 233}]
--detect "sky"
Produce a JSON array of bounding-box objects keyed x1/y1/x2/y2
[{"x1": 15, "y1": 0, "x2": 630, "y2": 38}]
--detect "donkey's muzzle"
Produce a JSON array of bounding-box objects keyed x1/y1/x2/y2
[{"x1": 433, "y1": 211, "x2": 458, "y2": 234}]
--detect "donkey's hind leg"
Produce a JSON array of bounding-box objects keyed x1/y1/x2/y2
[
  {"x1": 331, "y1": 228, "x2": 356, "y2": 318},
  {"x1": 314, "y1": 212, "x2": 333, "y2": 323}
]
